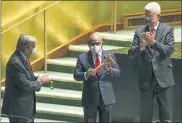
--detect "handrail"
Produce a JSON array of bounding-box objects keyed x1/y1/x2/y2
[
  {"x1": 1, "y1": 22, "x2": 123, "y2": 86},
  {"x1": 1, "y1": 1, "x2": 61, "y2": 34}
]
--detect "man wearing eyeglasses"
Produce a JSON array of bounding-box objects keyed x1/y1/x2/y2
[
  {"x1": 128, "y1": 2, "x2": 174, "y2": 123},
  {"x1": 73, "y1": 32, "x2": 120, "y2": 122}
]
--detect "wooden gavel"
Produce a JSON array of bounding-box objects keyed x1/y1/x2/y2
[{"x1": 94, "y1": 54, "x2": 115, "y2": 71}]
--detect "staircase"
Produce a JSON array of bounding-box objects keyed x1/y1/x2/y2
[{"x1": 1, "y1": 33, "x2": 132, "y2": 122}]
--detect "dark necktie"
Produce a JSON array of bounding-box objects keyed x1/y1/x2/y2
[
  {"x1": 151, "y1": 28, "x2": 155, "y2": 39},
  {"x1": 25, "y1": 59, "x2": 31, "y2": 68}
]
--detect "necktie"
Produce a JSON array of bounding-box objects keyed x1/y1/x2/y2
[
  {"x1": 151, "y1": 28, "x2": 155, "y2": 39},
  {"x1": 25, "y1": 59, "x2": 31, "y2": 68},
  {"x1": 95, "y1": 54, "x2": 100, "y2": 75}
]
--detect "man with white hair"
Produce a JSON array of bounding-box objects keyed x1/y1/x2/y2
[
  {"x1": 2, "y1": 33, "x2": 52, "y2": 123},
  {"x1": 128, "y1": 2, "x2": 174, "y2": 123}
]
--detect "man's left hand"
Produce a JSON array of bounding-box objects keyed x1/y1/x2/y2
[
  {"x1": 142, "y1": 32, "x2": 156, "y2": 45},
  {"x1": 104, "y1": 63, "x2": 112, "y2": 72}
]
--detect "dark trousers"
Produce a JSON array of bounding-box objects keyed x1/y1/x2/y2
[
  {"x1": 140, "y1": 71, "x2": 171, "y2": 122},
  {"x1": 9, "y1": 116, "x2": 34, "y2": 123},
  {"x1": 83, "y1": 93, "x2": 112, "y2": 122}
]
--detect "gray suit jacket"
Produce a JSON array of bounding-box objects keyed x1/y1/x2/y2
[
  {"x1": 128, "y1": 22, "x2": 175, "y2": 89},
  {"x1": 73, "y1": 50, "x2": 120, "y2": 107},
  {"x1": 1, "y1": 50, "x2": 41, "y2": 119}
]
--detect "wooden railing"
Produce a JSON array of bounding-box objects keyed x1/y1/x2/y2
[{"x1": 122, "y1": 8, "x2": 182, "y2": 29}]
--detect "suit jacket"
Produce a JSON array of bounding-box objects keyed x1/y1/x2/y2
[
  {"x1": 1, "y1": 50, "x2": 41, "y2": 119},
  {"x1": 128, "y1": 22, "x2": 175, "y2": 89},
  {"x1": 73, "y1": 50, "x2": 120, "y2": 107}
]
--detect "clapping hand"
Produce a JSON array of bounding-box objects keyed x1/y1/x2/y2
[
  {"x1": 141, "y1": 32, "x2": 156, "y2": 45},
  {"x1": 37, "y1": 75, "x2": 52, "y2": 85}
]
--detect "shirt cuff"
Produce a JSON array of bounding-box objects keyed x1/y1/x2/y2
[
  {"x1": 84, "y1": 72, "x2": 89, "y2": 80},
  {"x1": 37, "y1": 79, "x2": 42, "y2": 85},
  {"x1": 140, "y1": 47, "x2": 145, "y2": 51}
]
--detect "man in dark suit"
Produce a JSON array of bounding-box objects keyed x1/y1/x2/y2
[
  {"x1": 1, "y1": 34, "x2": 51, "y2": 123},
  {"x1": 73, "y1": 32, "x2": 120, "y2": 122},
  {"x1": 128, "y1": 2, "x2": 175, "y2": 123}
]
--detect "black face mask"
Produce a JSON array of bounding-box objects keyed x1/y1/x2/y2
[{"x1": 145, "y1": 18, "x2": 154, "y2": 27}]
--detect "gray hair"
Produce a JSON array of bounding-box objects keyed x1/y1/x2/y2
[
  {"x1": 16, "y1": 33, "x2": 36, "y2": 52},
  {"x1": 145, "y1": 2, "x2": 161, "y2": 15}
]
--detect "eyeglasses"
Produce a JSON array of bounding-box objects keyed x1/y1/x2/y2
[
  {"x1": 89, "y1": 42, "x2": 101, "y2": 46},
  {"x1": 143, "y1": 14, "x2": 155, "y2": 18}
]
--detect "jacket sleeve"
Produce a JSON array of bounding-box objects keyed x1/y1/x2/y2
[
  {"x1": 128, "y1": 30, "x2": 142, "y2": 59},
  {"x1": 109, "y1": 52, "x2": 120, "y2": 76},
  {"x1": 8, "y1": 63, "x2": 41, "y2": 92},
  {"x1": 152, "y1": 27, "x2": 175, "y2": 57},
  {"x1": 73, "y1": 56, "x2": 86, "y2": 81}
]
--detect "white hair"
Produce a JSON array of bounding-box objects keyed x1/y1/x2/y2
[
  {"x1": 16, "y1": 33, "x2": 36, "y2": 51},
  {"x1": 144, "y1": 2, "x2": 161, "y2": 15}
]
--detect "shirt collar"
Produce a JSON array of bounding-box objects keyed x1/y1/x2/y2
[
  {"x1": 150, "y1": 21, "x2": 159, "y2": 31},
  {"x1": 154, "y1": 21, "x2": 159, "y2": 30}
]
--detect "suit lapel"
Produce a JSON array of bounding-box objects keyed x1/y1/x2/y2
[
  {"x1": 86, "y1": 51, "x2": 95, "y2": 68},
  {"x1": 143, "y1": 25, "x2": 154, "y2": 56},
  {"x1": 17, "y1": 51, "x2": 35, "y2": 79},
  {"x1": 100, "y1": 50, "x2": 106, "y2": 76},
  {"x1": 144, "y1": 25, "x2": 156, "y2": 57},
  {"x1": 155, "y1": 23, "x2": 164, "y2": 43}
]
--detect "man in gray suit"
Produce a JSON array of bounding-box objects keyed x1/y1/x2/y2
[
  {"x1": 74, "y1": 32, "x2": 120, "y2": 122},
  {"x1": 128, "y1": 2, "x2": 174, "y2": 123},
  {"x1": 2, "y1": 34, "x2": 51, "y2": 123}
]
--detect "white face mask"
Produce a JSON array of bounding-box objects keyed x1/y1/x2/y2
[
  {"x1": 90, "y1": 45, "x2": 102, "y2": 54},
  {"x1": 31, "y1": 47, "x2": 36, "y2": 56},
  {"x1": 26, "y1": 46, "x2": 36, "y2": 56}
]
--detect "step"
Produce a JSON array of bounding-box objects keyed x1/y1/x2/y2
[
  {"x1": 37, "y1": 87, "x2": 81, "y2": 100},
  {"x1": 97, "y1": 32, "x2": 132, "y2": 47},
  {"x1": 47, "y1": 57, "x2": 77, "y2": 67},
  {"x1": 1, "y1": 87, "x2": 82, "y2": 106},
  {"x1": 36, "y1": 102, "x2": 83, "y2": 122},
  {"x1": 69, "y1": 44, "x2": 124, "y2": 52},
  {"x1": 1, "y1": 117, "x2": 63, "y2": 122},
  {"x1": 34, "y1": 71, "x2": 83, "y2": 91},
  {"x1": 68, "y1": 44, "x2": 127, "y2": 58},
  {"x1": 0, "y1": 99, "x2": 83, "y2": 122},
  {"x1": 97, "y1": 32, "x2": 133, "y2": 41},
  {"x1": 37, "y1": 87, "x2": 82, "y2": 106},
  {"x1": 47, "y1": 57, "x2": 77, "y2": 73}
]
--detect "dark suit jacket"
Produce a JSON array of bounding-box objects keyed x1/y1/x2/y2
[
  {"x1": 74, "y1": 50, "x2": 120, "y2": 107},
  {"x1": 1, "y1": 50, "x2": 41, "y2": 119},
  {"x1": 128, "y1": 22, "x2": 175, "y2": 89}
]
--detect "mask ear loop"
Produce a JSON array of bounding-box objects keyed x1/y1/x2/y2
[{"x1": 25, "y1": 45, "x2": 31, "y2": 55}]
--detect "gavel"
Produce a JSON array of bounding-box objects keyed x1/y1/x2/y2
[{"x1": 94, "y1": 54, "x2": 115, "y2": 72}]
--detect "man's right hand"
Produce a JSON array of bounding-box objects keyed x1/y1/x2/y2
[
  {"x1": 37, "y1": 75, "x2": 51, "y2": 85},
  {"x1": 86, "y1": 68, "x2": 96, "y2": 78},
  {"x1": 141, "y1": 33, "x2": 149, "y2": 49}
]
